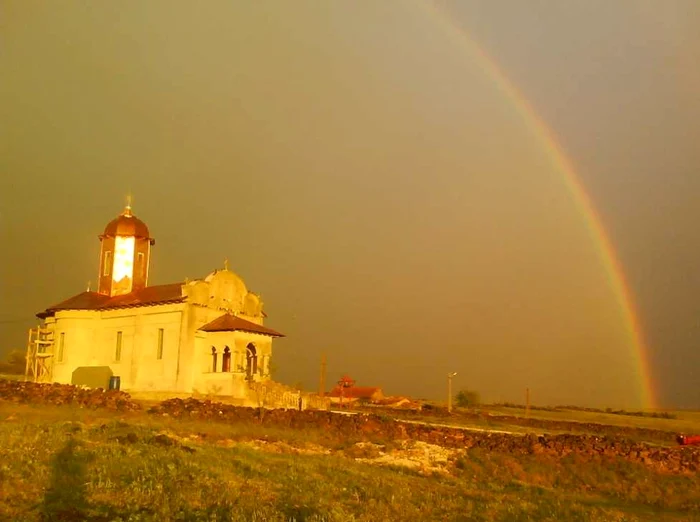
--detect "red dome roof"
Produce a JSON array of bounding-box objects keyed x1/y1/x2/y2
[{"x1": 102, "y1": 206, "x2": 152, "y2": 239}]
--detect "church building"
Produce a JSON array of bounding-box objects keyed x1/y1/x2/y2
[{"x1": 26, "y1": 201, "x2": 284, "y2": 399}]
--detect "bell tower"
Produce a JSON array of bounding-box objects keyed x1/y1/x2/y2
[{"x1": 98, "y1": 198, "x2": 155, "y2": 296}]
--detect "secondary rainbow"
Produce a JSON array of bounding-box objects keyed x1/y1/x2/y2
[{"x1": 420, "y1": 1, "x2": 657, "y2": 408}]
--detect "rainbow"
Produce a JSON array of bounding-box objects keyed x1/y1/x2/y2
[{"x1": 420, "y1": 1, "x2": 657, "y2": 408}]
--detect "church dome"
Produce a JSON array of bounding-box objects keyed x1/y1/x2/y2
[
  {"x1": 204, "y1": 264, "x2": 249, "y2": 312},
  {"x1": 102, "y1": 205, "x2": 152, "y2": 239},
  {"x1": 204, "y1": 266, "x2": 247, "y2": 292},
  {"x1": 204, "y1": 260, "x2": 248, "y2": 294}
]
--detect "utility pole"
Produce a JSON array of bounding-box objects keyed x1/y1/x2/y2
[
  {"x1": 525, "y1": 387, "x2": 531, "y2": 418},
  {"x1": 447, "y1": 372, "x2": 457, "y2": 413},
  {"x1": 319, "y1": 352, "x2": 327, "y2": 397}
]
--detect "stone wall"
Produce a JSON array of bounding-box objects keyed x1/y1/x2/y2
[
  {"x1": 0, "y1": 379, "x2": 139, "y2": 411},
  {"x1": 3, "y1": 381, "x2": 697, "y2": 475},
  {"x1": 363, "y1": 406, "x2": 681, "y2": 444},
  {"x1": 149, "y1": 398, "x2": 700, "y2": 474}
]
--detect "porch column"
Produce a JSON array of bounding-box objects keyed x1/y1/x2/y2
[{"x1": 211, "y1": 346, "x2": 218, "y2": 373}]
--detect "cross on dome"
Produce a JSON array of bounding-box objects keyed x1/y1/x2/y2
[{"x1": 123, "y1": 193, "x2": 133, "y2": 216}]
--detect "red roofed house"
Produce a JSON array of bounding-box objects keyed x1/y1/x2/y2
[
  {"x1": 26, "y1": 200, "x2": 284, "y2": 399},
  {"x1": 327, "y1": 385, "x2": 384, "y2": 404}
]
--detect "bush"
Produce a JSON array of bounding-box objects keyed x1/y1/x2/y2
[
  {"x1": 0, "y1": 350, "x2": 26, "y2": 375},
  {"x1": 455, "y1": 389, "x2": 480, "y2": 408}
]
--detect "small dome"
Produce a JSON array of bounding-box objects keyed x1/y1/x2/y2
[
  {"x1": 204, "y1": 267, "x2": 247, "y2": 290},
  {"x1": 102, "y1": 205, "x2": 152, "y2": 239},
  {"x1": 203, "y1": 265, "x2": 249, "y2": 312}
]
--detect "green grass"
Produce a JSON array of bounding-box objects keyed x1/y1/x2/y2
[
  {"x1": 361, "y1": 404, "x2": 700, "y2": 445},
  {"x1": 1, "y1": 402, "x2": 699, "y2": 521}
]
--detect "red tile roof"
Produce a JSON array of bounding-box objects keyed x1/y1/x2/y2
[
  {"x1": 102, "y1": 283, "x2": 184, "y2": 308},
  {"x1": 198, "y1": 313, "x2": 284, "y2": 337},
  {"x1": 37, "y1": 283, "x2": 185, "y2": 318},
  {"x1": 327, "y1": 386, "x2": 383, "y2": 399}
]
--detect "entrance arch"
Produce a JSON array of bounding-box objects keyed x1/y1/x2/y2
[{"x1": 222, "y1": 346, "x2": 231, "y2": 372}]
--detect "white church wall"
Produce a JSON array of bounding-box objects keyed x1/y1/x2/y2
[
  {"x1": 183, "y1": 305, "x2": 233, "y2": 393},
  {"x1": 193, "y1": 330, "x2": 242, "y2": 397},
  {"x1": 233, "y1": 332, "x2": 273, "y2": 379},
  {"x1": 122, "y1": 305, "x2": 185, "y2": 392},
  {"x1": 46, "y1": 301, "x2": 279, "y2": 395},
  {"x1": 51, "y1": 311, "x2": 101, "y2": 384},
  {"x1": 190, "y1": 329, "x2": 275, "y2": 398},
  {"x1": 50, "y1": 304, "x2": 186, "y2": 391}
]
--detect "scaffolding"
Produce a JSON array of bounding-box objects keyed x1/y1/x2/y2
[{"x1": 25, "y1": 326, "x2": 55, "y2": 383}]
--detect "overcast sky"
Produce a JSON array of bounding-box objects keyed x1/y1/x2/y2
[{"x1": 2, "y1": 1, "x2": 699, "y2": 408}]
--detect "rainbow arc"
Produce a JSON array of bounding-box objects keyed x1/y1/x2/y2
[{"x1": 421, "y1": 1, "x2": 656, "y2": 408}]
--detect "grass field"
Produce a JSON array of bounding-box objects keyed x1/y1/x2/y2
[
  {"x1": 353, "y1": 404, "x2": 700, "y2": 446},
  {"x1": 1, "y1": 402, "x2": 699, "y2": 521},
  {"x1": 482, "y1": 405, "x2": 700, "y2": 434}
]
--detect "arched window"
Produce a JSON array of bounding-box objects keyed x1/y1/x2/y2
[
  {"x1": 222, "y1": 346, "x2": 231, "y2": 372},
  {"x1": 211, "y1": 346, "x2": 217, "y2": 373},
  {"x1": 137, "y1": 252, "x2": 145, "y2": 279},
  {"x1": 103, "y1": 251, "x2": 112, "y2": 276},
  {"x1": 246, "y1": 343, "x2": 257, "y2": 380}
]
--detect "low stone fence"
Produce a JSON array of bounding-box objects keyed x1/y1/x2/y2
[
  {"x1": 0, "y1": 379, "x2": 140, "y2": 411},
  {"x1": 149, "y1": 398, "x2": 700, "y2": 474},
  {"x1": 3, "y1": 381, "x2": 697, "y2": 474}
]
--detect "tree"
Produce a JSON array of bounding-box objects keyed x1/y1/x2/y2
[
  {"x1": 455, "y1": 389, "x2": 480, "y2": 408},
  {"x1": 265, "y1": 360, "x2": 278, "y2": 379},
  {"x1": 0, "y1": 349, "x2": 26, "y2": 375}
]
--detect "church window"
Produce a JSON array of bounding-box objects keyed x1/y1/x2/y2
[
  {"x1": 222, "y1": 347, "x2": 231, "y2": 372},
  {"x1": 57, "y1": 332, "x2": 65, "y2": 362},
  {"x1": 246, "y1": 343, "x2": 257, "y2": 380},
  {"x1": 211, "y1": 347, "x2": 217, "y2": 372},
  {"x1": 115, "y1": 331, "x2": 123, "y2": 362},
  {"x1": 103, "y1": 251, "x2": 112, "y2": 276},
  {"x1": 157, "y1": 328, "x2": 164, "y2": 359}
]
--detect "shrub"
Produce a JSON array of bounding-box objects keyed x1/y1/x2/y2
[
  {"x1": 0, "y1": 350, "x2": 26, "y2": 375},
  {"x1": 455, "y1": 389, "x2": 480, "y2": 408}
]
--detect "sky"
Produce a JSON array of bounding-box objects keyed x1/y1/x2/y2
[{"x1": 1, "y1": 1, "x2": 699, "y2": 409}]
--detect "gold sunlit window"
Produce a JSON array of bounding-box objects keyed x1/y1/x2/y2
[{"x1": 113, "y1": 236, "x2": 135, "y2": 284}]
